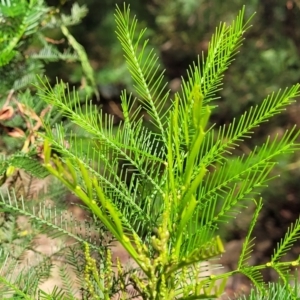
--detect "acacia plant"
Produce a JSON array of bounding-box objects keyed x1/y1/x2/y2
[{"x1": 0, "y1": 2, "x2": 300, "y2": 300}]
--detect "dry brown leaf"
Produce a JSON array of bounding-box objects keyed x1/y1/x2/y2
[
  {"x1": 7, "y1": 127, "x2": 25, "y2": 138},
  {"x1": 0, "y1": 106, "x2": 14, "y2": 121}
]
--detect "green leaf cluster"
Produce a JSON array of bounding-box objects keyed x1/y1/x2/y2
[{"x1": 0, "y1": 2, "x2": 300, "y2": 300}]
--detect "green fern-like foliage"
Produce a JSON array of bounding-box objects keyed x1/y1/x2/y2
[
  {"x1": 0, "y1": 2, "x2": 300, "y2": 300},
  {"x1": 0, "y1": 1, "x2": 103, "y2": 298},
  {"x1": 234, "y1": 270, "x2": 300, "y2": 300},
  {"x1": 0, "y1": 0, "x2": 44, "y2": 67}
]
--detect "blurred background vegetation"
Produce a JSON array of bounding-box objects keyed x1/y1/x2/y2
[{"x1": 1, "y1": 0, "x2": 300, "y2": 287}]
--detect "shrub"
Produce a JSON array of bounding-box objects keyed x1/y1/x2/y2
[{"x1": 0, "y1": 1, "x2": 300, "y2": 299}]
